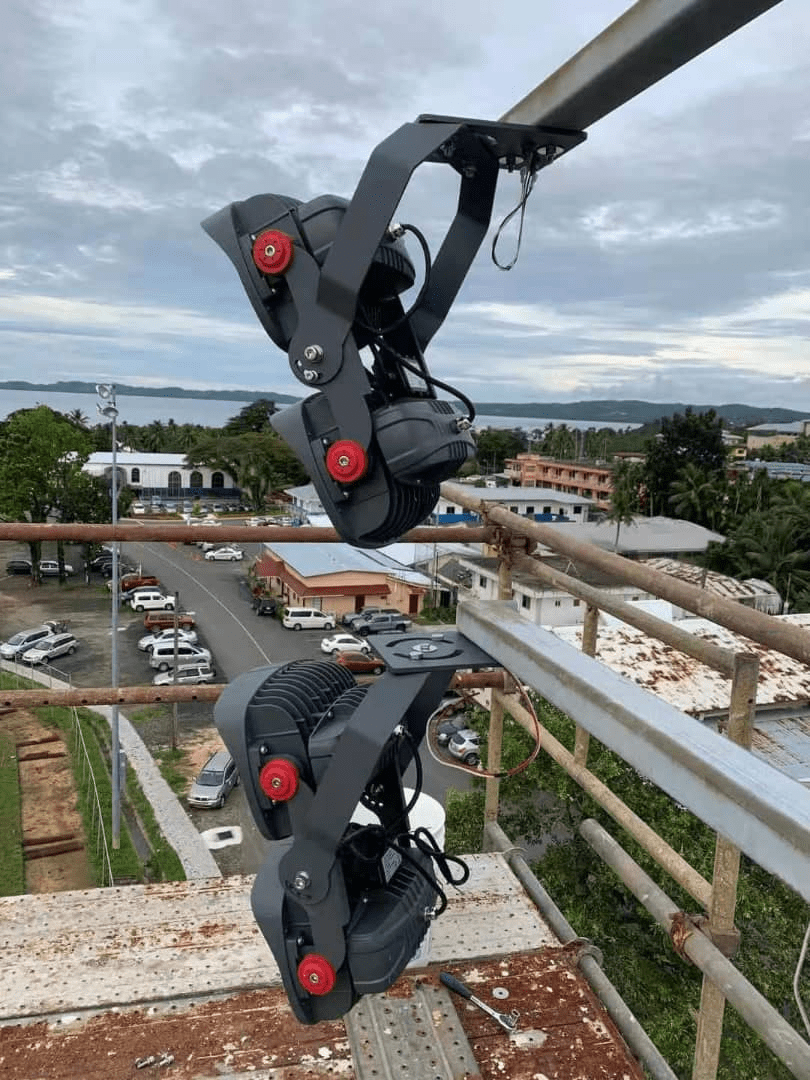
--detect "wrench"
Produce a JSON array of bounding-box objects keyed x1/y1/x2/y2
[{"x1": 440, "y1": 971, "x2": 519, "y2": 1033}]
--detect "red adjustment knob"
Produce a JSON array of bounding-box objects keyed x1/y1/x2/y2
[
  {"x1": 259, "y1": 758, "x2": 299, "y2": 801},
  {"x1": 252, "y1": 230, "x2": 294, "y2": 275},
  {"x1": 298, "y1": 954, "x2": 336, "y2": 996},
  {"x1": 325, "y1": 440, "x2": 368, "y2": 485}
]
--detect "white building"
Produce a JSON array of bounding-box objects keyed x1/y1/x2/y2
[
  {"x1": 432, "y1": 486, "x2": 594, "y2": 525},
  {"x1": 85, "y1": 452, "x2": 238, "y2": 500}
]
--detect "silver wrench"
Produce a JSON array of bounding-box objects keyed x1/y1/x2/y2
[{"x1": 440, "y1": 971, "x2": 520, "y2": 1033}]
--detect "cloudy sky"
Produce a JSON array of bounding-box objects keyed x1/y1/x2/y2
[{"x1": 2, "y1": 0, "x2": 809, "y2": 409}]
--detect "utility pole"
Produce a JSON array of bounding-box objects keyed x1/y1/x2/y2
[{"x1": 96, "y1": 383, "x2": 121, "y2": 850}]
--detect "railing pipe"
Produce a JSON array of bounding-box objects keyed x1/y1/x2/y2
[
  {"x1": 442, "y1": 481, "x2": 810, "y2": 667},
  {"x1": 485, "y1": 820, "x2": 678, "y2": 1080},
  {"x1": 580, "y1": 818, "x2": 810, "y2": 1078},
  {"x1": 495, "y1": 689, "x2": 712, "y2": 909}
]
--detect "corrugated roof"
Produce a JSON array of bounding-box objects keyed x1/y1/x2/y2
[
  {"x1": 550, "y1": 613, "x2": 810, "y2": 715},
  {"x1": 643, "y1": 557, "x2": 780, "y2": 602},
  {"x1": 88, "y1": 451, "x2": 190, "y2": 466},
  {"x1": 539, "y1": 516, "x2": 724, "y2": 553},
  {"x1": 264, "y1": 542, "x2": 431, "y2": 585},
  {"x1": 475, "y1": 487, "x2": 594, "y2": 505}
]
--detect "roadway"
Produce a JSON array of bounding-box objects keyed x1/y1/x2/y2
[{"x1": 121, "y1": 534, "x2": 472, "y2": 875}]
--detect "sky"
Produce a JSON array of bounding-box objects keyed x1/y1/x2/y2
[{"x1": 1, "y1": 0, "x2": 809, "y2": 410}]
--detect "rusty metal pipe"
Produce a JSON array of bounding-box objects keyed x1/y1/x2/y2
[
  {"x1": 441, "y1": 481, "x2": 810, "y2": 667},
  {"x1": 509, "y1": 549, "x2": 737, "y2": 677},
  {"x1": 502, "y1": 691, "x2": 712, "y2": 909},
  {"x1": 0, "y1": 522, "x2": 494, "y2": 545},
  {"x1": 0, "y1": 669, "x2": 507, "y2": 710},
  {"x1": 485, "y1": 821, "x2": 678, "y2": 1080},
  {"x1": 580, "y1": 818, "x2": 810, "y2": 1077}
]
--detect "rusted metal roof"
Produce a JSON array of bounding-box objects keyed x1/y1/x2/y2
[
  {"x1": 643, "y1": 557, "x2": 780, "y2": 606},
  {"x1": 0, "y1": 855, "x2": 645, "y2": 1079},
  {"x1": 552, "y1": 612, "x2": 810, "y2": 714}
]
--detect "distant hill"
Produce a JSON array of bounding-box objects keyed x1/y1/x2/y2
[
  {"x1": 0, "y1": 380, "x2": 299, "y2": 405},
  {"x1": 2, "y1": 382, "x2": 806, "y2": 429},
  {"x1": 475, "y1": 400, "x2": 809, "y2": 427}
]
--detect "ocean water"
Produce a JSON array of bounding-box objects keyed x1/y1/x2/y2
[{"x1": 0, "y1": 388, "x2": 638, "y2": 433}]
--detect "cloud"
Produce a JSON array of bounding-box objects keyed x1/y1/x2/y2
[{"x1": 0, "y1": 0, "x2": 809, "y2": 414}]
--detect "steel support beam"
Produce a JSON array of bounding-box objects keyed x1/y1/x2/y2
[
  {"x1": 457, "y1": 598, "x2": 810, "y2": 904},
  {"x1": 501, "y1": 0, "x2": 785, "y2": 130}
]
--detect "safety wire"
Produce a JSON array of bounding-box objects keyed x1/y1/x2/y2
[
  {"x1": 491, "y1": 149, "x2": 541, "y2": 271},
  {"x1": 430, "y1": 677, "x2": 543, "y2": 780}
]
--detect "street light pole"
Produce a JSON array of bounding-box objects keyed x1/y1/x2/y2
[{"x1": 97, "y1": 384, "x2": 121, "y2": 851}]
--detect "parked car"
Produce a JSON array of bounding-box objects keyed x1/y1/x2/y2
[
  {"x1": 143, "y1": 610, "x2": 196, "y2": 632},
  {"x1": 210, "y1": 504, "x2": 225, "y2": 514},
  {"x1": 130, "y1": 591, "x2": 175, "y2": 613},
  {"x1": 39, "y1": 560, "x2": 75, "y2": 576},
  {"x1": 334, "y1": 650, "x2": 386, "y2": 675},
  {"x1": 153, "y1": 663, "x2": 216, "y2": 686},
  {"x1": 5, "y1": 558, "x2": 32, "y2": 575},
  {"x1": 252, "y1": 596, "x2": 277, "y2": 616},
  {"x1": 137, "y1": 627, "x2": 198, "y2": 651},
  {"x1": 320, "y1": 633, "x2": 371, "y2": 655},
  {"x1": 149, "y1": 642, "x2": 211, "y2": 671},
  {"x1": 204, "y1": 546, "x2": 243, "y2": 562},
  {"x1": 353, "y1": 613, "x2": 411, "y2": 636},
  {"x1": 447, "y1": 728, "x2": 481, "y2": 766},
  {"x1": 24, "y1": 632, "x2": 79, "y2": 665},
  {"x1": 282, "y1": 606, "x2": 336, "y2": 631},
  {"x1": 163, "y1": 501, "x2": 178, "y2": 513},
  {"x1": 130, "y1": 502, "x2": 146, "y2": 515},
  {"x1": 0, "y1": 625, "x2": 56, "y2": 660},
  {"x1": 247, "y1": 516, "x2": 267, "y2": 527},
  {"x1": 187, "y1": 750, "x2": 238, "y2": 808},
  {"x1": 113, "y1": 574, "x2": 160, "y2": 594},
  {"x1": 342, "y1": 606, "x2": 403, "y2": 629}
]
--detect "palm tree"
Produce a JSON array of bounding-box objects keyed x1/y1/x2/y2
[{"x1": 67, "y1": 408, "x2": 89, "y2": 428}]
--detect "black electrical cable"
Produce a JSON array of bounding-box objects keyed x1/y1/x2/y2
[
  {"x1": 360, "y1": 223, "x2": 432, "y2": 336},
  {"x1": 373, "y1": 339, "x2": 477, "y2": 424}
]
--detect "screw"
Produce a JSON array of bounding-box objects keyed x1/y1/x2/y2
[
  {"x1": 337, "y1": 454, "x2": 350, "y2": 467},
  {"x1": 292, "y1": 871, "x2": 310, "y2": 892},
  {"x1": 455, "y1": 417, "x2": 472, "y2": 432},
  {"x1": 302, "y1": 370, "x2": 319, "y2": 383},
  {"x1": 308, "y1": 972, "x2": 321, "y2": 985},
  {"x1": 303, "y1": 345, "x2": 324, "y2": 363},
  {"x1": 259, "y1": 744, "x2": 269, "y2": 755},
  {"x1": 264, "y1": 243, "x2": 276, "y2": 258}
]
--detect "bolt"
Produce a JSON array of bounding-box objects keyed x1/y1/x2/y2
[
  {"x1": 271, "y1": 776, "x2": 282, "y2": 789},
  {"x1": 455, "y1": 417, "x2": 472, "y2": 432},
  {"x1": 303, "y1": 345, "x2": 324, "y2": 363},
  {"x1": 337, "y1": 455, "x2": 350, "y2": 467},
  {"x1": 292, "y1": 871, "x2": 310, "y2": 893},
  {"x1": 308, "y1": 972, "x2": 321, "y2": 985},
  {"x1": 302, "y1": 370, "x2": 319, "y2": 383},
  {"x1": 259, "y1": 744, "x2": 269, "y2": 755},
  {"x1": 264, "y1": 243, "x2": 276, "y2": 258},
  {"x1": 462, "y1": 164, "x2": 477, "y2": 179}
]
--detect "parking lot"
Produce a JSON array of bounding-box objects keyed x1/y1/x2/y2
[{"x1": 1, "y1": 537, "x2": 472, "y2": 877}]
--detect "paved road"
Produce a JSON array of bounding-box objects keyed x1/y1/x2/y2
[{"x1": 121, "y1": 536, "x2": 471, "y2": 874}]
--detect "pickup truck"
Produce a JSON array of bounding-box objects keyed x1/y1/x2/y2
[{"x1": 142, "y1": 610, "x2": 196, "y2": 631}]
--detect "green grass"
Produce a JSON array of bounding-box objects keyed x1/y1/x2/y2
[
  {"x1": 154, "y1": 747, "x2": 191, "y2": 797},
  {"x1": 0, "y1": 730, "x2": 24, "y2": 896},
  {"x1": 0, "y1": 672, "x2": 185, "y2": 887},
  {"x1": 129, "y1": 703, "x2": 171, "y2": 726}
]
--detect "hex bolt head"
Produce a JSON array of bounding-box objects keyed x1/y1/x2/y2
[
  {"x1": 292, "y1": 871, "x2": 311, "y2": 892},
  {"x1": 302, "y1": 370, "x2": 319, "y2": 383},
  {"x1": 303, "y1": 345, "x2": 324, "y2": 363}
]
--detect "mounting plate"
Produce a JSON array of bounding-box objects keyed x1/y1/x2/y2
[{"x1": 371, "y1": 630, "x2": 497, "y2": 674}]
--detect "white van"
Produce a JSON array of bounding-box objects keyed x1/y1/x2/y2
[
  {"x1": 282, "y1": 606, "x2": 336, "y2": 631},
  {"x1": 129, "y1": 590, "x2": 175, "y2": 613}
]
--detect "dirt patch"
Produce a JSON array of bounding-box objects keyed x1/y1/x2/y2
[{"x1": 3, "y1": 707, "x2": 93, "y2": 894}]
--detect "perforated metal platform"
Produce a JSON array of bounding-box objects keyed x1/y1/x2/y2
[{"x1": 346, "y1": 984, "x2": 480, "y2": 1080}]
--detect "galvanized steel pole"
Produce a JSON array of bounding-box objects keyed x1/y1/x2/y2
[
  {"x1": 580, "y1": 817, "x2": 810, "y2": 1077},
  {"x1": 693, "y1": 652, "x2": 759, "y2": 1079},
  {"x1": 500, "y1": 0, "x2": 785, "y2": 130}
]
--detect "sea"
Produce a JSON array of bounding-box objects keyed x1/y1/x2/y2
[{"x1": 0, "y1": 388, "x2": 638, "y2": 433}]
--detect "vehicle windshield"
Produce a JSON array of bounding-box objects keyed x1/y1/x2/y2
[
  {"x1": 198, "y1": 769, "x2": 224, "y2": 786},
  {"x1": 7, "y1": 633, "x2": 26, "y2": 646}
]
